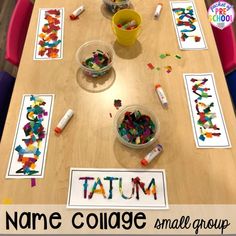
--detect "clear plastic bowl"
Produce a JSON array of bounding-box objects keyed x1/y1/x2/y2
[
  {"x1": 114, "y1": 105, "x2": 160, "y2": 149},
  {"x1": 76, "y1": 40, "x2": 114, "y2": 78},
  {"x1": 103, "y1": 0, "x2": 130, "y2": 13}
]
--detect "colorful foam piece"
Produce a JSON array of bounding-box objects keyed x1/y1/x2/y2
[
  {"x1": 5, "y1": 0, "x2": 34, "y2": 66},
  {"x1": 114, "y1": 99, "x2": 122, "y2": 110},
  {"x1": 226, "y1": 70, "x2": 236, "y2": 108},
  {"x1": 0, "y1": 71, "x2": 15, "y2": 141},
  {"x1": 212, "y1": 25, "x2": 236, "y2": 74},
  {"x1": 2, "y1": 198, "x2": 13, "y2": 205}
]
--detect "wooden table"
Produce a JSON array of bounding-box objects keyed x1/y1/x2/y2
[{"x1": 1, "y1": 0, "x2": 236, "y2": 205}]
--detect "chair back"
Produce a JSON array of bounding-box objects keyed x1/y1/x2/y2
[
  {"x1": 212, "y1": 25, "x2": 236, "y2": 74},
  {"x1": 5, "y1": 0, "x2": 33, "y2": 66}
]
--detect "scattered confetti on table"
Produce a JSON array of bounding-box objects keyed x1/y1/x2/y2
[
  {"x1": 6, "y1": 94, "x2": 54, "y2": 178},
  {"x1": 170, "y1": 1, "x2": 207, "y2": 50},
  {"x1": 165, "y1": 65, "x2": 173, "y2": 73},
  {"x1": 159, "y1": 53, "x2": 171, "y2": 59},
  {"x1": 67, "y1": 168, "x2": 168, "y2": 209},
  {"x1": 175, "y1": 54, "x2": 182, "y2": 59},
  {"x1": 147, "y1": 53, "x2": 182, "y2": 73},
  {"x1": 114, "y1": 99, "x2": 122, "y2": 110},
  {"x1": 34, "y1": 8, "x2": 64, "y2": 60},
  {"x1": 118, "y1": 110, "x2": 156, "y2": 145},
  {"x1": 147, "y1": 63, "x2": 155, "y2": 70},
  {"x1": 183, "y1": 73, "x2": 231, "y2": 148},
  {"x1": 31, "y1": 178, "x2": 36, "y2": 187}
]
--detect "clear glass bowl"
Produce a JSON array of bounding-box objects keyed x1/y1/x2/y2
[
  {"x1": 76, "y1": 40, "x2": 114, "y2": 78},
  {"x1": 103, "y1": 0, "x2": 130, "y2": 13},
  {"x1": 114, "y1": 105, "x2": 160, "y2": 149}
]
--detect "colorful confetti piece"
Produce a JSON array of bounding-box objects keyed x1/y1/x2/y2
[
  {"x1": 165, "y1": 66, "x2": 172, "y2": 73},
  {"x1": 159, "y1": 53, "x2": 171, "y2": 59},
  {"x1": 114, "y1": 99, "x2": 122, "y2": 110},
  {"x1": 31, "y1": 178, "x2": 36, "y2": 187},
  {"x1": 147, "y1": 63, "x2": 155, "y2": 70},
  {"x1": 175, "y1": 54, "x2": 182, "y2": 59},
  {"x1": 2, "y1": 198, "x2": 13, "y2": 205}
]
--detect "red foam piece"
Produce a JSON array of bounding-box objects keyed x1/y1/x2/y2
[{"x1": 147, "y1": 63, "x2": 155, "y2": 70}]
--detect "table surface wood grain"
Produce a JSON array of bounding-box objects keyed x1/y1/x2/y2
[{"x1": 1, "y1": 0, "x2": 236, "y2": 204}]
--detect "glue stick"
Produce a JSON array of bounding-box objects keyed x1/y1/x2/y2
[
  {"x1": 122, "y1": 20, "x2": 137, "y2": 30},
  {"x1": 54, "y1": 109, "x2": 74, "y2": 134},
  {"x1": 141, "y1": 144, "x2": 163, "y2": 166},
  {"x1": 154, "y1": 3, "x2": 163, "y2": 18},
  {"x1": 155, "y1": 84, "x2": 168, "y2": 108},
  {"x1": 70, "y1": 5, "x2": 85, "y2": 20}
]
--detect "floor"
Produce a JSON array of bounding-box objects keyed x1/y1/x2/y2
[{"x1": 0, "y1": 0, "x2": 235, "y2": 78}]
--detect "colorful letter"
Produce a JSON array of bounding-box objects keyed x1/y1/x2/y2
[
  {"x1": 104, "y1": 177, "x2": 119, "y2": 199},
  {"x1": 79, "y1": 177, "x2": 94, "y2": 199},
  {"x1": 88, "y1": 177, "x2": 107, "y2": 199}
]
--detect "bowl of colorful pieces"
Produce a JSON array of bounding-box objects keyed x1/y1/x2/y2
[
  {"x1": 114, "y1": 105, "x2": 160, "y2": 149},
  {"x1": 103, "y1": 0, "x2": 130, "y2": 13},
  {"x1": 76, "y1": 40, "x2": 114, "y2": 78}
]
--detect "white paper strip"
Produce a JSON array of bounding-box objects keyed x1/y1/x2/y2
[
  {"x1": 6, "y1": 94, "x2": 54, "y2": 178},
  {"x1": 67, "y1": 168, "x2": 168, "y2": 209},
  {"x1": 183, "y1": 73, "x2": 231, "y2": 148},
  {"x1": 33, "y1": 8, "x2": 64, "y2": 60},
  {"x1": 170, "y1": 1, "x2": 207, "y2": 50}
]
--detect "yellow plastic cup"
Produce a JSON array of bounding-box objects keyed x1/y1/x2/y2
[{"x1": 112, "y1": 9, "x2": 142, "y2": 46}]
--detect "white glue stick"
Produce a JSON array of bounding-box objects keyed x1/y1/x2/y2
[
  {"x1": 54, "y1": 109, "x2": 74, "y2": 134},
  {"x1": 70, "y1": 5, "x2": 85, "y2": 20},
  {"x1": 155, "y1": 84, "x2": 168, "y2": 108},
  {"x1": 122, "y1": 20, "x2": 137, "y2": 29},
  {"x1": 141, "y1": 144, "x2": 163, "y2": 166},
  {"x1": 154, "y1": 3, "x2": 163, "y2": 18}
]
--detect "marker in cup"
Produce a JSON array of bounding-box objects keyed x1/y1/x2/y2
[
  {"x1": 54, "y1": 109, "x2": 74, "y2": 134},
  {"x1": 122, "y1": 20, "x2": 137, "y2": 30}
]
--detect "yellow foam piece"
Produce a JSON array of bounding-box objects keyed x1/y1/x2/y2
[{"x1": 2, "y1": 198, "x2": 13, "y2": 205}]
